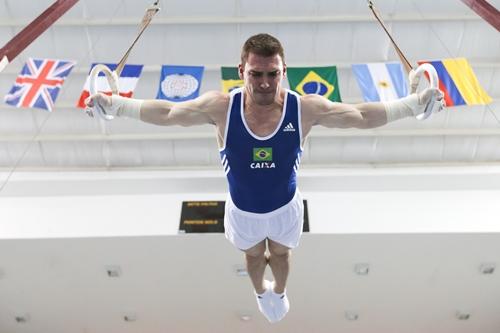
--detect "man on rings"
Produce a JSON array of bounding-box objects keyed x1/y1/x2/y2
[{"x1": 86, "y1": 33, "x2": 444, "y2": 323}]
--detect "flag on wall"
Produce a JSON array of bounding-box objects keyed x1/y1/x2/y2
[
  {"x1": 4, "y1": 57, "x2": 75, "y2": 111},
  {"x1": 417, "y1": 58, "x2": 492, "y2": 106},
  {"x1": 352, "y1": 62, "x2": 408, "y2": 102},
  {"x1": 156, "y1": 65, "x2": 204, "y2": 102},
  {"x1": 76, "y1": 63, "x2": 143, "y2": 108},
  {"x1": 287, "y1": 66, "x2": 341, "y2": 102},
  {"x1": 221, "y1": 67, "x2": 243, "y2": 93}
]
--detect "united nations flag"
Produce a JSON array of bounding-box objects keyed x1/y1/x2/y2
[
  {"x1": 287, "y1": 66, "x2": 341, "y2": 102},
  {"x1": 156, "y1": 65, "x2": 204, "y2": 102}
]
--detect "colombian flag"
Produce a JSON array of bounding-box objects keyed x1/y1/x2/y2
[{"x1": 417, "y1": 58, "x2": 491, "y2": 106}]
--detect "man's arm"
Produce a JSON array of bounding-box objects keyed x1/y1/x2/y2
[
  {"x1": 86, "y1": 90, "x2": 229, "y2": 127},
  {"x1": 302, "y1": 88, "x2": 444, "y2": 130}
]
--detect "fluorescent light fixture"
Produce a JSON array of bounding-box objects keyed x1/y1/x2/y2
[
  {"x1": 105, "y1": 265, "x2": 122, "y2": 278},
  {"x1": 233, "y1": 265, "x2": 248, "y2": 277},
  {"x1": 123, "y1": 313, "x2": 137, "y2": 322},
  {"x1": 240, "y1": 314, "x2": 252, "y2": 322},
  {"x1": 15, "y1": 314, "x2": 30, "y2": 323},
  {"x1": 455, "y1": 311, "x2": 471, "y2": 320},
  {"x1": 345, "y1": 311, "x2": 359, "y2": 321},
  {"x1": 354, "y1": 263, "x2": 370, "y2": 275},
  {"x1": 479, "y1": 263, "x2": 495, "y2": 275}
]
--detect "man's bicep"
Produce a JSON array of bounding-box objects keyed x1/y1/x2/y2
[
  {"x1": 168, "y1": 92, "x2": 226, "y2": 126},
  {"x1": 168, "y1": 99, "x2": 214, "y2": 126},
  {"x1": 303, "y1": 95, "x2": 362, "y2": 128}
]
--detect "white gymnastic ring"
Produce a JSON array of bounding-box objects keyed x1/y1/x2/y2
[
  {"x1": 408, "y1": 63, "x2": 440, "y2": 121},
  {"x1": 89, "y1": 64, "x2": 119, "y2": 121}
]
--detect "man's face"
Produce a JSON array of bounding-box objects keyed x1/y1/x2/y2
[{"x1": 239, "y1": 52, "x2": 286, "y2": 106}]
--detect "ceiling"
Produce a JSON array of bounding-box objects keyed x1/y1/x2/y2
[
  {"x1": 1, "y1": 1, "x2": 500, "y2": 333},
  {"x1": 0, "y1": 0, "x2": 499, "y2": 170}
]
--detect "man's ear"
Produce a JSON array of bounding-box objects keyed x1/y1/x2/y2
[
  {"x1": 283, "y1": 63, "x2": 287, "y2": 77},
  {"x1": 238, "y1": 63, "x2": 244, "y2": 80}
]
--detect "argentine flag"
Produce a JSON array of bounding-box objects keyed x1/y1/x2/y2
[{"x1": 352, "y1": 62, "x2": 408, "y2": 102}]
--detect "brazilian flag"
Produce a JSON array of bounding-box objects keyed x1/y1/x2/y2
[
  {"x1": 221, "y1": 67, "x2": 244, "y2": 93},
  {"x1": 253, "y1": 147, "x2": 272, "y2": 162},
  {"x1": 287, "y1": 66, "x2": 341, "y2": 102}
]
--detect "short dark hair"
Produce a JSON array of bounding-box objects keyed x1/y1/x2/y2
[{"x1": 240, "y1": 33, "x2": 285, "y2": 64}]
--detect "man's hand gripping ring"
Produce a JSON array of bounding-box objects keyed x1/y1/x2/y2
[
  {"x1": 408, "y1": 63, "x2": 442, "y2": 121},
  {"x1": 88, "y1": 64, "x2": 119, "y2": 121}
]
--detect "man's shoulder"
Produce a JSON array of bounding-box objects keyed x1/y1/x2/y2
[
  {"x1": 298, "y1": 93, "x2": 331, "y2": 114},
  {"x1": 201, "y1": 90, "x2": 231, "y2": 102},
  {"x1": 299, "y1": 93, "x2": 325, "y2": 104},
  {"x1": 196, "y1": 91, "x2": 232, "y2": 126},
  {"x1": 198, "y1": 90, "x2": 230, "y2": 109}
]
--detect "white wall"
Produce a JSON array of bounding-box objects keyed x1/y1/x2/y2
[{"x1": 1, "y1": 166, "x2": 500, "y2": 239}]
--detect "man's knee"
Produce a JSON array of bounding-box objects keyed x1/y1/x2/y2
[
  {"x1": 268, "y1": 239, "x2": 291, "y2": 257},
  {"x1": 244, "y1": 240, "x2": 266, "y2": 258}
]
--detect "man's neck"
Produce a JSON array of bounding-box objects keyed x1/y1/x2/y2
[{"x1": 244, "y1": 89, "x2": 285, "y2": 115}]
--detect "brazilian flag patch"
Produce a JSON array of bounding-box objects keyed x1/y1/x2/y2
[{"x1": 253, "y1": 147, "x2": 273, "y2": 161}]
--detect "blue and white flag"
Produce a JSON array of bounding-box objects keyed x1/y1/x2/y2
[
  {"x1": 352, "y1": 62, "x2": 408, "y2": 102},
  {"x1": 156, "y1": 65, "x2": 204, "y2": 102}
]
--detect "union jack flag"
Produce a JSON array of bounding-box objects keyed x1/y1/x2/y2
[{"x1": 4, "y1": 57, "x2": 76, "y2": 112}]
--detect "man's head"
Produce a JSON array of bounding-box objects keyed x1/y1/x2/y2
[
  {"x1": 239, "y1": 33, "x2": 286, "y2": 106},
  {"x1": 240, "y1": 33, "x2": 285, "y2": 66}
]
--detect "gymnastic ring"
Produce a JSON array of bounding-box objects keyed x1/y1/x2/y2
[
  {"x1": 89, "y1": 64, "x2": 119, "y2": 121},
  {"x1": 408, "y1": 63, "x2": 440, "y2": 121}
]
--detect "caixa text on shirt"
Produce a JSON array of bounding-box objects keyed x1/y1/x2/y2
[{"x1": 250, "y1": 162, "x2": 276, "y2": 169}]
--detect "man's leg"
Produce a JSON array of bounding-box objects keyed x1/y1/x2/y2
[
  {"x1": 244, "y1": 240, "x2": 278, "y2": 322},
  {"x1": 244, "y1": 240, "x2": 268, "y2": 294},
  {"x1": 266, "y1": 239, "x2": 291, "y2": 321},
  {"x1": 267, "y1": 239, "x2": 291, "y2": 294}
]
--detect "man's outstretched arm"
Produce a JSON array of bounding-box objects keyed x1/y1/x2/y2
[
  {"x1": 302, "y1": 88, "x2": 444, "y2": 130},
  {"x1": 86, "y1": 91, "x2": 229, "y2": 127}
]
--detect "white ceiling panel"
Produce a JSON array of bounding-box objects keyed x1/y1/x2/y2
[
  {"x1": 163, "y1": 0, "x2": 238, "y2": 17},
  {"x1": 475, "y1": 136, "x2": 500, "y2": 161},
  {"x1": 40, "y1": 141, "x2": 105, "y2": 167},
  {"x1": 340, "y1": 136, "x2": 379, "y2": 163},
  {"x1": 394, "y1": 0, "x2": 474, "y2": 15},
  {"x1": 106, "y1": 140, "x2": 145, "y2": 167},
  {"x1": 172, "y1": 138, "x2": 215, "y2": 165},
  {"x1": 137, "y1": 139, "x2": 176, "y2": 166},
  {"x1": 460, "y1": 22, "x2": 500, "y2": 60},
  {"x1": 442, "y1": 136, "x2": 479, "y2": 162},
  {"x1": 409, "y1": 136, "x2": 446, "y2": 161},
  {"x1": 352, "y1": 22, "x2": 393, "y2": 61},
  {"x1": 34, "y1": 108, "x2": 100, "y2": 135},
  {"x1": 372, "y1": 136, "x2": 415, "y2": 163},
  {"x1": 306, "y1": 137, "x2": 344, "y2": 164},
  {"x1": 0, "y1": 141, "x2": 45, "y2": 168},
  {"x1": 0, "y1": 108, "x2": 37, "y2": 134}
]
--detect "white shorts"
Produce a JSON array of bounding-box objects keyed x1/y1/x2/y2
[{"x1": 224, "y1": 190, "x2": 304, "y2": 251}]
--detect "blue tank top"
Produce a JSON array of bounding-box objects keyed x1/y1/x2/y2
[{"x1": 219, "y1": 88, "x2": 303, "y2": 213}]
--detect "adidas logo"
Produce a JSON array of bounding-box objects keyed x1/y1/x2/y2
[{"x1": 283, "y1": 122, "x2": 295, "y2": 132}]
